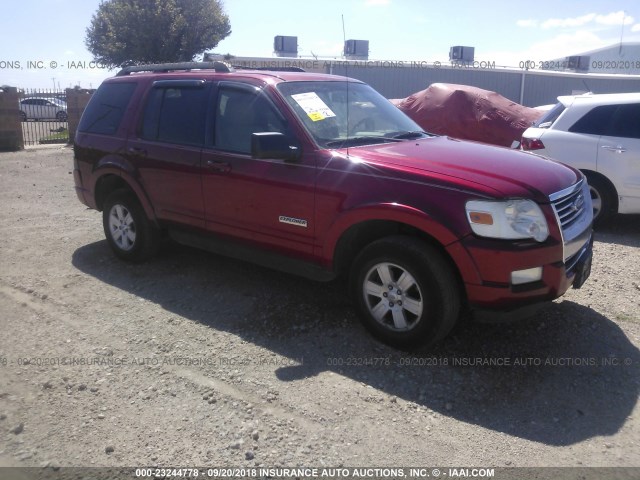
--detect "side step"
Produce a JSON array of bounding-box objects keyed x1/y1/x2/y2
[{"x1": 168, "y1": 229, "x2": 337, "y2": 282}]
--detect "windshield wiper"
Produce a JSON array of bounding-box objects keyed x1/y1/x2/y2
[
  {"x1": 325, "y1": 136, "x2": 401, "y2": 148},
  {"x1": 391, "y1": 130, "x2": 429, "y2": 139}
]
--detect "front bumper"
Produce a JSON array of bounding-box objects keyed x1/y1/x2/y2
[{"x1": 462, "y1": 233, "x2": 593, "y2": 311}]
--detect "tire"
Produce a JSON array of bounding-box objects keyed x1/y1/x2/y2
[
  {"x1": 584, "y1": 173, "x2": 616, "y2": 227},
  {"x1": 350, "y1": 235, "x2": 461, "y2": 350},
  {"x1": 20, "y1": 111, "x2": 27, "y2": 122},
  {"x1": 102, "y1": 189, "x2": 160, "y2": 262},
  {"x1": 56, "y1": 111, "x2": 68, "y2": 122}
]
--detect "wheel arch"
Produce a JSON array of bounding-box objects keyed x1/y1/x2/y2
[
  {"x1": 581, "y1": 169, "x2": 619, "y2": 213},
  {"x1": 94, "y1": 171, "x2": 157, "y2": 223},
  {"x1": 328, "y1": 205, "x2": 467, "y2": 296}
]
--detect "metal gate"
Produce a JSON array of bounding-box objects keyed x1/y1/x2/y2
[{"x1": 19, "y1": 89, "x2": 69, "y2": 146}]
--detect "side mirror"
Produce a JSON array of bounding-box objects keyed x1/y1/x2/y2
[{"x1": 251, "y1": 132, "x2": 301, "y2": 162}]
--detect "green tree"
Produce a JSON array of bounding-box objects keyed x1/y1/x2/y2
[{"x1": 85, "y1": 0, "x2": 231, "y2": 68}]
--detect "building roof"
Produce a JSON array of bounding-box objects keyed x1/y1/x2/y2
[{"x1": 567, "y1": 41, "x2": 640, "y2": 57}]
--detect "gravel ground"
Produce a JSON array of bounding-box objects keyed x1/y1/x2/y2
[{"x1": 0, "y1": 146, "x2": 639, "y2": 477}]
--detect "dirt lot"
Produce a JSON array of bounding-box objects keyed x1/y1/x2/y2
[{"x1": 0, "y1": 146, "x2": 639, "y2": 477}]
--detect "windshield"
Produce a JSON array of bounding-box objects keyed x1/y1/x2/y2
[{"x1": 277, "y1": 81, "x2": 429, "y2": 148}]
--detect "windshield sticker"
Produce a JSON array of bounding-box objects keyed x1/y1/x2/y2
[{"x1": 291, "y1": 92, "x2": 336, "y2": 122}]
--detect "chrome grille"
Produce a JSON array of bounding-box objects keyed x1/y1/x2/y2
[
  {"x1": 550, "y1": 180, "x2": 587, "y2": 231},
  {"x1": 549, "y1": 178, "x2": 593, "y2": 263}
]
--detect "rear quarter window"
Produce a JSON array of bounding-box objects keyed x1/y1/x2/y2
[
  {"x1": 78, "y1": 82, "x2": 137, "y2": 135},
  {"x1": 568, "y1": 104, "x2": 617, "y2": 135},
  {"x1": 533, "y1": 102, "x2": 565, "y2": 128}
]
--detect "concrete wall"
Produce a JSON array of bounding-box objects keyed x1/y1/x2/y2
[{"x1": 0, "y1": 87, "x2": 24, "y2": 151}]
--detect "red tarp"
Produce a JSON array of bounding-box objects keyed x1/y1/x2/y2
[{"x1": 392, "y1": 83, "x2": 543, "y2": 147}]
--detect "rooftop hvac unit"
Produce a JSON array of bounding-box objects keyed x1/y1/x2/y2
[
  {"x1": 274, "y1": 36, "x2": 298, "y2": 57},
  {"x1": 449, "y1": 46, "x2": 475, "y2": 62},
  {"x1": 344, "y1": 39, "x2": 369, "y2": 60},
  {"x1": 567, "y1": 55, "x2": 590, "y2": 71}
]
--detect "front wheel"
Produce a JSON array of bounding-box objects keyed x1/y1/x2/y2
[
  {"x1": 102, "y1": 189, "x2": 159, "y2": 262},
  {"x1": 584, "y1": 173, "x2": 617, "y2": 227},
  {"x1": 350, "y1": 236, "x2": 461, "y2": 350}
]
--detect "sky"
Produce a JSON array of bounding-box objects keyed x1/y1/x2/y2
[{"x1": 1, "y1": 0, "x2": 639, "y2": 89}]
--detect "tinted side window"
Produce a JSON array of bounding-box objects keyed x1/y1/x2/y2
[
  {"x1": 607, "y1": 104, "x2": 640, "y2": 139},
  {"x1": 215, "y1": 86, "x2": 289, "y2": 154},
  {"x1": 141, "y1": 88, "x2": 163, "y2": 140},
  {"x1": 78, "y1": 82, "x2": 137, "y2": 135},
  {"x1": 141, "y1": 86, "x2": 208, "y2": 146},
  {"x1": 568, "y1": 105, "x2": 617, "y2": 135}
]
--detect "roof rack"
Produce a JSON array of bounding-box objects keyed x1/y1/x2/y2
[
  {"x1": 116, "y1": 61, "x2": 234, "y2": 76},
  {"x1": 232, "y1": 65, "x2": 306, "y2": 73}
]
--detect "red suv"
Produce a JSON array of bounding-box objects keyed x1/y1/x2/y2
[{"x1": 73, "y1": 62, "x2": 593, "y2": 349}]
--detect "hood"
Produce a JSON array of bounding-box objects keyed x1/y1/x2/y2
[{"x1": 345, "y1": 136, "x2": 579, "y2": 202}]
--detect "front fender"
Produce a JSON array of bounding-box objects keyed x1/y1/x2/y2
[
  {"x1": 320, "y1": 202, "x2": 482, "y2": 285},
  {"x1": 321, "y1": 202, "x2": 457, "y2": 257}
]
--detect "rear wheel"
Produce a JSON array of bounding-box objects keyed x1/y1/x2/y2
[
  {"x1": 102, "y1": 189, "x2": 159, "y2": 262},
  {"x1": 56, "y1": 111, "x2": 68, "y2": 121},
  {"x1": 350, "y1": 236, "x2": 461, "y2": 350},
  {"x1": 584, "y1": 173, "x2": 616, "y2": 226}
]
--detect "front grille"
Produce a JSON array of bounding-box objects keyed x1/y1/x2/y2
[
  {"x1": 549, "y1": 179, "x2": 593, "y2": 263},
  {"x1": 550, "y1": 180, "x2": 587, "y2": 231}
]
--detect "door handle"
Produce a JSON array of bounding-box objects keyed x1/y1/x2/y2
[
  {"x1": 128, "y1": 146, "x2": 147, "y2": 157},
  {"x1": 206, "y1": 160, "x2": 231, "y2": 173},
  {"x1": 601, "y1": 145, "x2": 627, "y2": 153}
]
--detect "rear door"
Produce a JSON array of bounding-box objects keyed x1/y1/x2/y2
[
  {"x1": 127, "y1": 80, "x2": 211, "y2": 228},
  {"x1": 43, "y1": 99, "x2": 59, "y2": 119},
  {"x1": 597, "y1": 103, "x2": 640, "y2": 213},
  {"x1": 552, "y1": 104, "x2": 618, "y2": 171},
  {"x1": 35, "y1": 99, "x2": 56, "y2": 119},
  {"x1": 200, "y1": 81, "x2": 316, "y2": 257}
]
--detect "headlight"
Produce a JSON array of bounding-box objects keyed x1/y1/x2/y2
[{"x1": 465, "y1": 199, "x2": 549, "y2": 242}]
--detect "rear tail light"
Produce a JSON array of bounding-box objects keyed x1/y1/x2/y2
[{"x1": 521, "y1": 137, "x2": 546, "y2": 151}]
